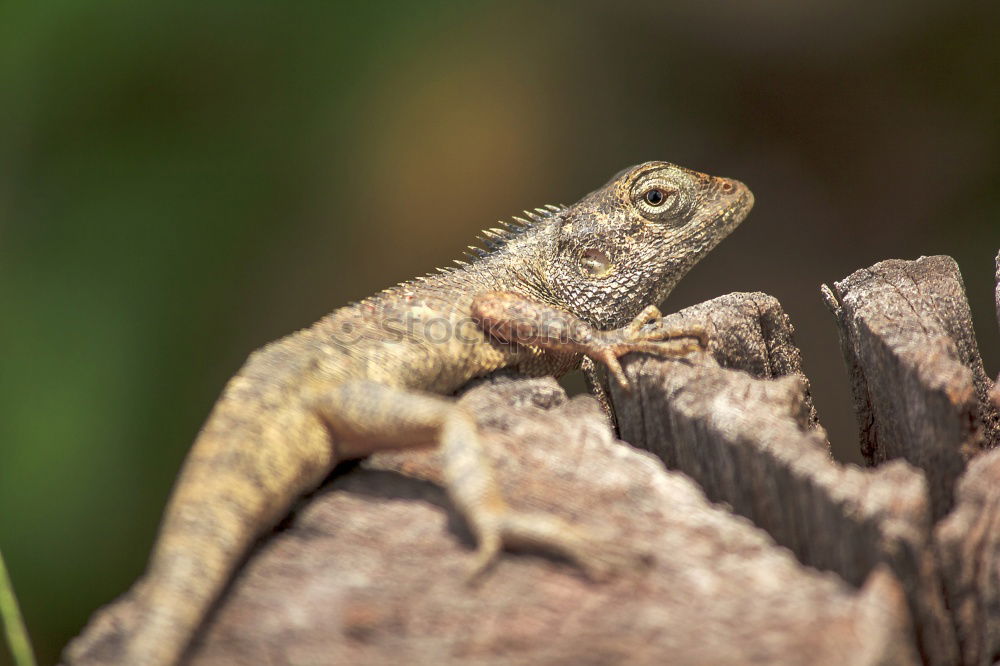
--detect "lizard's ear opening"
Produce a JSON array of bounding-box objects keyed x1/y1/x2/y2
[{"x1": 580, "y1": 248, "x2": 614, "y2": 278}]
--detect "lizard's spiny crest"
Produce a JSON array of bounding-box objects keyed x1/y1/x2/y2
[{"x1": 457, "y1": 204, "x2": 565, "y2": 265}]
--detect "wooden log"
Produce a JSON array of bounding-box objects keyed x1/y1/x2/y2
[
  {"x1": 646, "y1": 291, "x2": 821, "y2": 428},
  {"x1": 822, "y1": 255, "x2": 999, "y2": 518},
  {"x1": 994, "y1": 250, "x2": 1000, "y2": 410},
  {"x1": 935, "y1": 447, "x2": 1000, "y2": 666},
  {"x1": 935, "y1": 253, "x2": 1000, "y2": 666},
  {"x1": 182, "y1": 377, "x2": 918, "y2": 666},
  {"x1": 995, "y1": 250, "x2": 1000, "y2": 334},
  {"x1": 610, "y1": 295, "x2": 958, "y2": 666}
]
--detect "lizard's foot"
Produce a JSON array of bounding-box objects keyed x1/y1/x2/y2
[
  {"x1": 465, "y1": 507, "x2": 652, "y2": 583},
  {"x1": 587, "y1": 306, "x2": 708, "y2": 390}
]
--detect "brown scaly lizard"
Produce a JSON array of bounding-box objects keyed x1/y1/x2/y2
[{"x1": 64, "y1": 161, "x2": 753, "y2": 665}]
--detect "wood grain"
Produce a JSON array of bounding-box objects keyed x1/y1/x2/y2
[
  {"x1": 610, "y1": 293, "x2": 957, "y2": 666},
  {"x1": 823, "y1": 256, "x2": 998, "y2": 518}
]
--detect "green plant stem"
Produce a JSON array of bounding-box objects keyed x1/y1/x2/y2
[{"x1": 0, "y1": 548, "x2": 36, "y2": 666}]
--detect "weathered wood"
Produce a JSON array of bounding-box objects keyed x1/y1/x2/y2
[
  {"x1": 995, "y1": 250, "x2": 1000, "y2": 334},
  {"x1": 610, "y1": 296, "x2": 958, "y2": 666},
  {"x1": 822, "y1": 255, "x2": 999, "y2": 518},
  {"x1": 994, "y1": 250, "x2": 1000, "y2": 410},
  {"x1": 182, "y1": 377, "x2": 918, "y2": 666},
  {"x1": 649, "y1": 291, "x2": 821, "y2": 428},
  {"x1": 935, "y1": 444, "x2": 1000, "y2": 666}
]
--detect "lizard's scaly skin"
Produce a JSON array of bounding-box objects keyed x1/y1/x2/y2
[{"x1": 64, "y1": 161, "x2": 753, "y2": 665}]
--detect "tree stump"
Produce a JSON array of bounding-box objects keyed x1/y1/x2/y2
[
  {"x1": 822, "y1": 256, "x2": 999, "y2": 518},
  {"x1": 68, "y1": 254, "x2": 1000, "y2": 666}
]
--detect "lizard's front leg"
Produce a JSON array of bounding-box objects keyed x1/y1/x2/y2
[
  {"x1": 313, "y1": 381, "x2": 638, "y2": 580},
  {"x1": 472, "y1": 291, "x2": 706, "y2": 390}
]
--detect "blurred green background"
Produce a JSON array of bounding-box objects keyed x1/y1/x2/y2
[{"x1": 3, "y1": 2, "x2": 1000, "y2": 663}]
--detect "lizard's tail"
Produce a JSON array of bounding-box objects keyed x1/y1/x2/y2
[{"x1": 64, "y1": 399, "x2": 335, "y2": 666}]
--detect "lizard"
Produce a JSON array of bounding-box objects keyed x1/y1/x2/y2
[{"x1": 63, "y1": 160, "x2": 753, "y2": 665}]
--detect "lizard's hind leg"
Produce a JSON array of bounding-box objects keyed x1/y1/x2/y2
[{"x1": 313, "y1": 381, "x2": 639, "y2": 581}]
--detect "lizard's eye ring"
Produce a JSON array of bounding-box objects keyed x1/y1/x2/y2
[
  {"x1": 644, "y1": 188, "x2": 668, "y2": 206},
  {"x1": 633, "y1": 178, "x2": 689, "y2": 223}
]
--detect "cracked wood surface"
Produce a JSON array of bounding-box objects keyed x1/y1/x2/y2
[
  {"x1": 994, "y1": 250, "x2": 1000, "y2": 411},
  {"x1": 610, "y1": 292, "x2": 958, "y2": 666},
  {"x1": 996, "y1": 250, "x2": 1000, "y2": 334},
  {"x1": 606, "y1": 258, "x2": 1000, "y2": 666},
  {"x1": 179, "y1": 377, "x2": 918, "y2": 666},
  {"x1": 822, "y1": 255, "x2": 999, "y2": 519},
  {"x1": 642, "y1": 291, "x2": 821, "y2": 429},
  {"x1": 935, "y1": 448, "x2": 1000, "y2": 666}
]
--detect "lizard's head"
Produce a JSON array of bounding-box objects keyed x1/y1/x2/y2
[{"x1": 547, "y1": 160, "x2": 753, "y2": 328}]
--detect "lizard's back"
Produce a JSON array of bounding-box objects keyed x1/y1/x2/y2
[{"x1": 233, "y1": 261, "x2": 518, "y2": 400}]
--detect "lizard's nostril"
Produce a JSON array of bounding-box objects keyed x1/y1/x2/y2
[{"x1": 721, "y1": 180, "x2": 734, "y2": 193}]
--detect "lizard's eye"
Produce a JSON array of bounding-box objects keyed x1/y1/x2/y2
[
  {"x1": 633, "y1": 178, "x2": 690, "y2": 223},
  {"x1": 644, "y1": 188, "x2": 668, "y2": 206}
]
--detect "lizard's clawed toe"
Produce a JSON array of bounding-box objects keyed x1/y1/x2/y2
[{"x1": 465, "y1": 509, "x2": 652, "y2": 582}]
